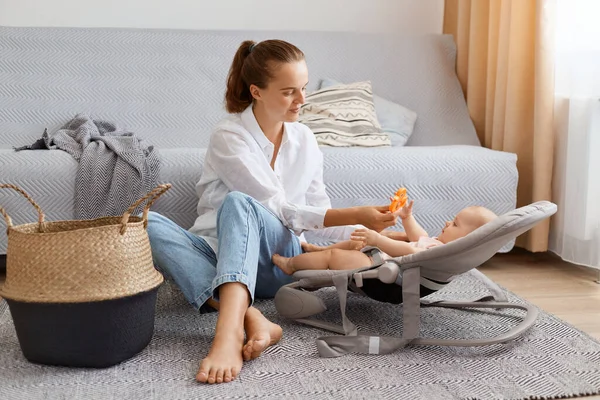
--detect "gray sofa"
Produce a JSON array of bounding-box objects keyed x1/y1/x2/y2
[{"x1": 0, "y1": 26, "x2": 518, "y2": 258}]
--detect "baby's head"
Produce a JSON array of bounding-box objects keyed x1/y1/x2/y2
[{"x1": 437, "y1": 206, "x2": 497, "y2": 244}]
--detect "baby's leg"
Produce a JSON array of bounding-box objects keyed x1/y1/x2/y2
[
  {"x1": 272, "y1": 252, "x2": 329, "y2": 274},
  {"x1": 272, "y1": 249, "x2": 372, "y2": 275},
  {"x1": 302, "y1": 240, "x2": 362, "y2": 253},
  {"x1": 326, "y1": 249, "x2": 372, "y2": 270}
]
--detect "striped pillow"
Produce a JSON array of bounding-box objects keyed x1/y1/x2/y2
[{"x1": 299, "y1": 81, "x2": 391, "y2": 147}]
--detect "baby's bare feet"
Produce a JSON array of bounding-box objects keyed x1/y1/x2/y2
[
  {"x1": 196, "y1": 330, "x2": 244, "y2": 384},
  {"x1": 242, "y1": 307, "x2": 283, "y2": 361},
  {"x1": 272, "y1": 254, "x2": 295, "y2": 275}
]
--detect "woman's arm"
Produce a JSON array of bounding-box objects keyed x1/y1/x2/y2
[
  {"x1": 304, "y1": 146, "x2": 398, "y2": 237},
  {"x1": 324, "y1": 207, "x2": 397, "y2": 232}
]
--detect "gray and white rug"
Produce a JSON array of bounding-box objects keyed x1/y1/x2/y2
[{"x1": 1, "y1": 271, "x2": 599, "y2": 400}]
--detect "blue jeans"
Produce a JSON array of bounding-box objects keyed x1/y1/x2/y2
[{"x1": 146, "y1": 191, "x2": 301, "y2": 310}]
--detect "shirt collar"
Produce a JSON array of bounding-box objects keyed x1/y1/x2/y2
[{"x1": 241, "y1": 104, "x2": 290, "y2": 149}]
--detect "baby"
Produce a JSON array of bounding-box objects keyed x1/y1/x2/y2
[{"x1": 272, "y1": 200, "x2": 497, "y2": 275}]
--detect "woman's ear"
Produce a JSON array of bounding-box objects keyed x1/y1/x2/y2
[{"x1": 249, "y1": 84, "x2": 261, "y2": 101}]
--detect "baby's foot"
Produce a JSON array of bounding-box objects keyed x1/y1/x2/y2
[
  {"x1": 242, "y1": 307, "x2": 283, "y2": 361},
  {"x1": 272, "y1": 254, "x2": 295, "y2": 275},
  {"x1": 196, "y1": 330, "x2": 244, "y2": 384}
]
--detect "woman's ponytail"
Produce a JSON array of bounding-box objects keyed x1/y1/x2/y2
[{"x1": 225, "y1": 40, "x2": 255, "y2": 114}]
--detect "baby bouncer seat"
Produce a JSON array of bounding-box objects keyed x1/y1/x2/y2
[{"x1": 274, "y1": 201, "x2": 557, "y2": 357}]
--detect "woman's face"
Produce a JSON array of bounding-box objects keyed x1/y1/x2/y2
[{"x1": 251, "y1": 60, "x2": 309, "y2": 123}]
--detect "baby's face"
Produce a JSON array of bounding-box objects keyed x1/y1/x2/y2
[{"x1": 437, "y1": 207, "x2": 492, "y2": 244}]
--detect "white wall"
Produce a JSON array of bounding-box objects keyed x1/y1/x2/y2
[{"x1": 0, "y1": 0, "x2": 444, "y2": 34}]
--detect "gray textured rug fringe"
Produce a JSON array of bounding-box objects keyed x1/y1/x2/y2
[{"x1": 1, "y1": 270, "x2": 599, "y2": 400}]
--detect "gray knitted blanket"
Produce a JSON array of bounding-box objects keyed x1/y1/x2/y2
[{"x1": 16, "y1": 114, "x2": 161, "y2": 219}]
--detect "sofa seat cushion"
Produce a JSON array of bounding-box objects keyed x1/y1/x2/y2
[
  {"x1": 0, "y1": 149, "x2": 78, "y2": 256},
  {"x1": 1, "y1": 145, "x2": 517, "y2": 254},
  {"x1": 305, "y1": 145, "x2": 518, "y2": 252},
  {"x1": 0, "y1": 148, "x2": 206, "y2": 254}
]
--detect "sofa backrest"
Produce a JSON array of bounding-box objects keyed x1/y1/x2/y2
[{"x1": 0, "y1": 27, "x2": 479, "y2": 149}]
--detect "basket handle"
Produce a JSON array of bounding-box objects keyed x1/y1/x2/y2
[
  {"x1": 0, "y1": 184, "x2": 46, "y2": 235},
  {"x1": 119, "y1": 183, "x2": 172, "y2": 234}
]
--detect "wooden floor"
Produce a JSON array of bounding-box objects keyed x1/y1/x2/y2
[
  {"x1": 1, "y1": 250, "x2": 599, "y2": 398},
  {"x1": 479, "y1": 249, "x2": 600, "y2": 341}
]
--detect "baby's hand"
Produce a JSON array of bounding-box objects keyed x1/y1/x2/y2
[
  {"x1": 398, "y1": 199, "x2": 414, "y2": 220},
  {"x1": 350, "y1": 228, "x2": 380, "y2": 247},
  {"x1": 349, "y1": 238, "x2": 366, "y2": 250}
]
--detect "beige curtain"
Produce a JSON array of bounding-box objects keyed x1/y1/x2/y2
[{"x1": 443, "y1": 0, "x2": 555, "y2": 252}]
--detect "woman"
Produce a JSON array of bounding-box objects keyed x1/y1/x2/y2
[{"x1": 147, "y1": 39, "x2": 401, "y2": 385}]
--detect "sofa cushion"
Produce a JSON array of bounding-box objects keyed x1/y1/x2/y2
[
  {"x1": 0, "y1": 28, "x2": 479, "y2": 149},
  {"x1": 319, "y1": 78, "x2": 417, "y2": 146},
  {"x1": 299, "y1": 81, "x2": 390, "y2": 147}
]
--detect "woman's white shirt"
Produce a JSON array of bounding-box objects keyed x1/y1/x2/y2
[{"x1": 189, "y1": 105, "x2": 360, "y2": 252}]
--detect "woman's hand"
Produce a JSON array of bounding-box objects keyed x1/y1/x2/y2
[
  {"x1": 350, "y1": 228, "x2": 381, "y2": 247},
  {"x1": 355, "y1": 205, "x2": 398, "y2": 232}
]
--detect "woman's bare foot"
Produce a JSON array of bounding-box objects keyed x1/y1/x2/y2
[
  {"x1": 272, "y1": 254, "x2": 295, "y2": 275},
  {"x1": 242, "y1": 307, "x2": 283, "y2": 361},
  {"x1": 196, "y1": 328, "x2": 244, "y2": 384}
]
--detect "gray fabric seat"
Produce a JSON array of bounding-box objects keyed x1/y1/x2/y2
[{"x1": 274, "y1": 201, "x2": 557, "y2": 357}]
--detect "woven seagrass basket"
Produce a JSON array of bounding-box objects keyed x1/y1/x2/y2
[{"x1": 0, "y1": 183, "x2": 170, "y2": 368}]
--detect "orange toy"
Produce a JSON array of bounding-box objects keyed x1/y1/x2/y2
[{"x1": 389, "y1": 188, "x2": 408, "y2": 212}]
